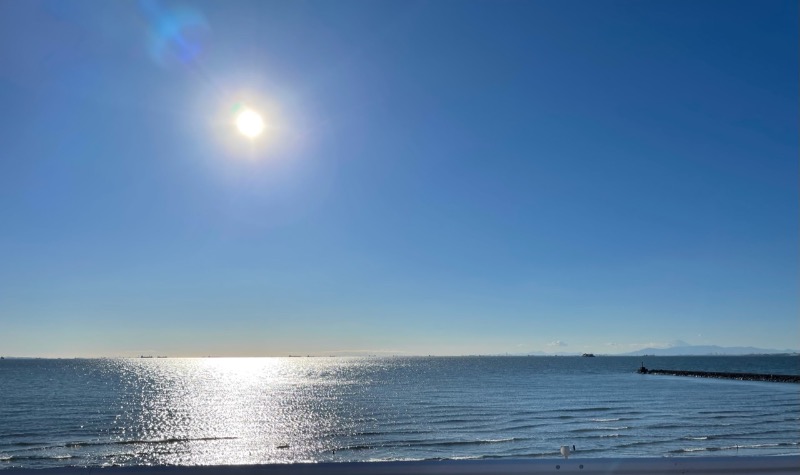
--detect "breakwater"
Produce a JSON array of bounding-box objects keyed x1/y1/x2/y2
[{"x1": 637, "y1": 365, "x2": 800, "y2": 383}]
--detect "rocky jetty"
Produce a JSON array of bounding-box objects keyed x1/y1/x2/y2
[{"x1": 637, "y1": 365, "x2": 800, "y2": 383}]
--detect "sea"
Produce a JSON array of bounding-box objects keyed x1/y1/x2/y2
[{"x1": 1, "y1": 356, "x2": 798, "y2": 469}]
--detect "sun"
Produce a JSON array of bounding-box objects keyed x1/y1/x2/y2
[{"x1": 235, "y1": 108, "x2": 265, "y2": 138}]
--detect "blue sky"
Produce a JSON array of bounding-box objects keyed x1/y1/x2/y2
[{"x1": 0, "y1": 0, "x2": 797, "y2": 357}]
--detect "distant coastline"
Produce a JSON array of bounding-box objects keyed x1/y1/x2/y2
[{"x1": 2, "y1": 351, "x2": 798, "y2": 359}]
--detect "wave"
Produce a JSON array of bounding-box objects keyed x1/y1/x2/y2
[
  {"x1": 112, "y1": 436, "x2": 238, "y2": 446},
  {"x1": 714, "y1": 428, "x2": 795, "y2": 439},
  {"x1": 409, "y1": 437, "x2": 520, "y2": 447},
  {"x1": 569, "y1": 426, "x2": 629, "y2": 433},
  {"x1": 1, "y1": 454, "x2": 76, "y2": 462},
  {"x1": 671, "y1": 447, "x2": 707, "y2": 453},
  {"x1": 4, "y1": 436, "x2": 240, "y2": 453},
  {"x1": 477, "y1": 438, "x2": 515, "y2": 444},
  {"x1": 428, "y1": 416, "x2": 488, "y2": 424},
  {"x1": 348, "y1": 429, "x2": 434, "y2": 438},
  {"x1": 632, "y1": 426, "x2": 796, "y2": 444},
  {"x1": 8, "y1": 442, "x2": 51, "y2": 447},
  {"x1": 337, "y1": 437, "x2": 519, "y2": 452},
  {"x1": 491, "y1": 423, "x2": 546, "y2": 432},
  {"x1": 668, "y1": 442, "x2": 799, "y2": 454},
  {"x1": 590, "y1": 418, "x2": 621, "y2": 422},
  {"x1": 641, "y1": 422, "x2": 686, "y2": 429},
  {"x1": 0, "y1": 433, "x2": 42, "y2": 440},
  {"x1": 696, "y1": 410, "x2": 745, "y2": 415},
  {"x1": 617, "y1": 438, "x2": 682, "y2": 449}
]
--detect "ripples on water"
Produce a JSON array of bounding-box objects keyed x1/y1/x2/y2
[{"x1": 0, "y1": 356, "x2": 798, "y2": 468}]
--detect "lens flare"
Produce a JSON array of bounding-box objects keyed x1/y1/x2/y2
[{"x1": 140, "y1": 0, "x2": 209, "y2": 67}]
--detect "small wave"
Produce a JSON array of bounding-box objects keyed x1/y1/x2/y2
[
  {"x1": 340, "y1": 444, "x2": 373, "y2": 451},
  {"x1": 591, "y1": 418, "x2": 621, "y2": 422},
  {"x1": 600, "y1": 434, "x2": 621, "y2": 438},
  {"x1": 670, "y1": 447, "x2": 707, "y2": 453},
  {"x1": 716, "y1": 428, "x2": 794, "y2": 439},
  {"x1": 338, "y1": 437, "x2": 517, "y2": 452},
  {"x1": 0, "y1": 433, "x2": 42, "y2": 440},
  {"x1": 63, "y1": 441, "x2": 108, "y2": 449},
  {"x1": 419, "y1": 438, "x2": 517, "y2": 448},
  {"x1": 697, "y1": 410, "x2": 744, "y2": 415},
  {"x1": 427, "y1": 418, "x2": 481, "y2": 424},
  {"x1": 493, "y1": 423, "x2": 545, "y2": 432},
  {"x1": 570, "y1": 426, "x2": 629, "y2": 433},
  {"x1": 669, "y1": 442, "x2": 798, "y2": 454},
  {"x1": 740, "y1": 442, "x2": 799, "y2": 449},
  {"x1": 349, "y1": 429, "x2": 433, "y2": 438},
  {"x1": 618, "y1": 438, "x2": 681, "y2": 449},
  {"x1": 365, "y1": 456, "x2": 426, "y2": 462},
  {"x1": 103, "y1": 452, "x2": 137, "y2": 459},
  {"x1": 643, "y1": 423, "x2": 685, "y2": 429},
  {"x1": 1, "y1": 454, "x2": 76, "y2": 462},
  {"x1": 10, "y1": 442, "x2": 48, "y2": 447},
  {"x1": 113, "y1": 436, "x2": 238, "y2": 446},
  {"x1": 539, "y1": 406, "x2": 614, "y2": 414},
  {"x1": 683, "y1": 436, "x2": 710, "y2": 440},
  {"x1": 6, "y1": 436, "x2": 240, "y2": 453},
  {"x1": 481, "y1": 450, "x2": 557, "y2": 459}
]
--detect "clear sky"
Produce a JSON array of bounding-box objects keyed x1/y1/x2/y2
[{"x1": 0, "y1": 0, "x2": 797, "y2": 357}]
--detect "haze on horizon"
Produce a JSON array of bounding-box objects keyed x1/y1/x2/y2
[{"x1": 1, "y1": 0, "x2": 797, "y2": 359}]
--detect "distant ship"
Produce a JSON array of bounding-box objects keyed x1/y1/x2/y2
[{"x1": 582, "y1": 353, "x2": 596, "y2": 357}]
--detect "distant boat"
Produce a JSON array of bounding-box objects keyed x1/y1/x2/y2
[{"x1": 582, "y1": 353, "x2": 596, "y2": 357}]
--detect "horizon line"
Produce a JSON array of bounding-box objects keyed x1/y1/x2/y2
[{"x1": 2, "y1": 351, "x2": 798, "y2": 359}]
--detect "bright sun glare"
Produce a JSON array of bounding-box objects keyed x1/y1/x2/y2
[{"x1": 235, "y1": 108, "x2": 265, "y2": 138}]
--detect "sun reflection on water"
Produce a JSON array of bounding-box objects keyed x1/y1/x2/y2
[{"x1": 108, "y1": 357, "x2": 362, "y2": 465}]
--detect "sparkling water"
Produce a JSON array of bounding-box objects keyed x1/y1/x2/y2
[{"x1": 1, "y1": 356, "x2": 798, "y2": 468}]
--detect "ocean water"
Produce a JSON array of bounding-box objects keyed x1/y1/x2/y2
[{"x1": 0, "y1": 356, "x2": 798, "y2": 469}]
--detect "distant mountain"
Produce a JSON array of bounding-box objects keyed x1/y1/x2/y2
[{"x1": 620, "y1": 344, "x2": 795, "y2": 356}]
